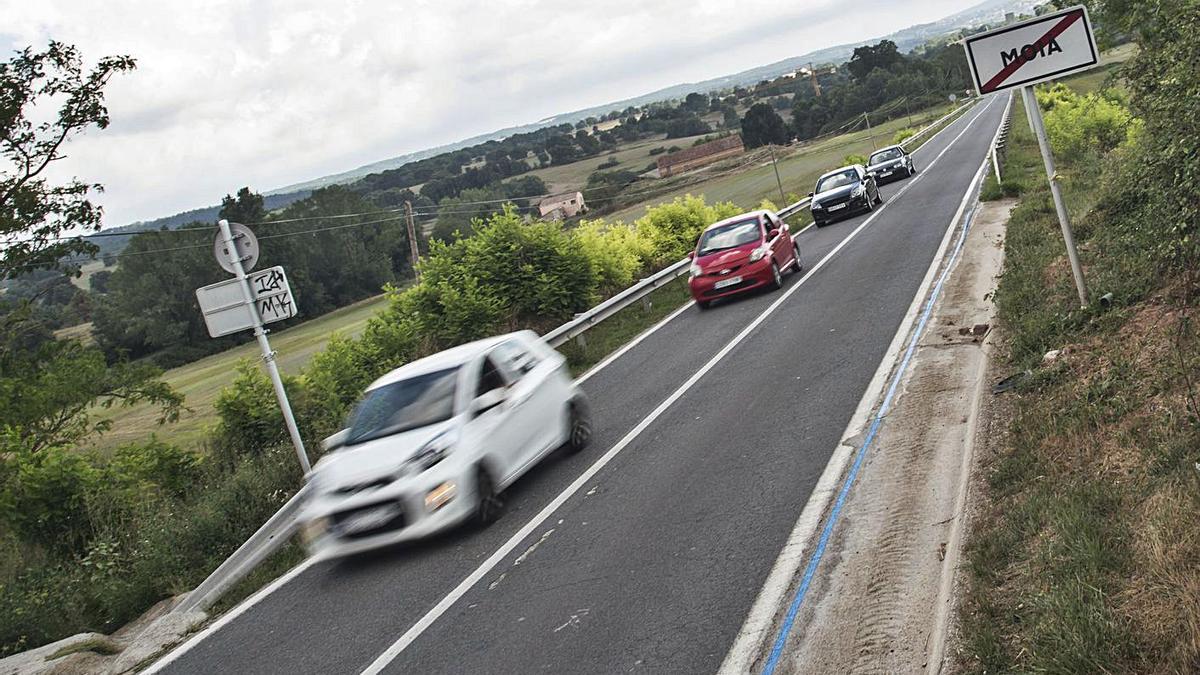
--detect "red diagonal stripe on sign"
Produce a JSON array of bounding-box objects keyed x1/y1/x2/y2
[{"x1": 981, "y1": 9, "x2": 1084, "y2": 94}]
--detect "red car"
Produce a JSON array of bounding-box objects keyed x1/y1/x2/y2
[{"x1": 688, "y1": 210, "x2": 802, "y2": 309}]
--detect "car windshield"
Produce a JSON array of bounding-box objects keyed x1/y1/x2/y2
[
  {"x1": 816, "y1": 170, "x2": 859, "y2": 193},
  {"x1": 345, "y1": 367, "x2": 459, "y2": 445},
  {"x1": 697, "y1": 219, "x2": 762, "y2": 255},
  {"x1": 870, "y1": 148, "x2": 903, "y2": 164}
]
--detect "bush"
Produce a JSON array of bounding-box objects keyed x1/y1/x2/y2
[
  {"x1": 648, "y1": 146, "x2": 666, "y2": 156},
  {"x1": 893, "y1": 128, "x2": 916, "y2": 144},
  {"x1": 633, "y1": 195, "x2": 742, "y2": 266},
  {"x1": 844, "y1": 153, "x2": 868, "y2": 166},
  {"x1": 1037, "y1": 83, "x2": 1140, "y2": 160},
  {"x1": 0, "y1": 449, "x2": 100, "y2": 553},
  {"x1": 597, "y1": 157, "x2": 620, "y2": 170}
]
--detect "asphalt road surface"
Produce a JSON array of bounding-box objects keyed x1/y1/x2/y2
[{"x1": 154, "y1": 95, "x2": 1008, "y2": 675}]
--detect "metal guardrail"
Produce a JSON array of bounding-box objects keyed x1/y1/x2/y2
[
  {"x1": 173, "y1": 485, "x2": 309, "y2": 614},
  {"x1": 989, "y1": 92, "x2": 1015, "y2": 183},
  {"x1": 543, "y1": 258, "x2": 691, "y2": 348},
  {"x1": 166, "y1": 95, "x2": 985, "y2": 621}
]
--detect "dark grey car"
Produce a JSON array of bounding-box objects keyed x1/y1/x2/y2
[
  {"x1": 809, "y1": 165, "x2": 882, "y2": 227},
  {"x1": 866, "y1": 145, "x2": 916, "y2": 185}
]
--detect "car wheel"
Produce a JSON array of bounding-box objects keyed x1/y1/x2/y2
[
  {"x1": 565, "y1": 397, "x2": 591, "y2": 454},
  {"x1": 865, "y1": 196, "x2": 875, "y2": 212},
  {"x1": 473, "y1": 469, "x2": 503, "y2": 527},
  {"x1": 814, "y1": 219, "x2": 826, "y2": 228},
  {"x1": 697, "y1": 300, "x2": 711, "y2": 310},
  {"x1": 909, "y1": 164, "x2": 917, "y2": 176},
  {"x1": 790, "y1": 243, "x2": 802, "y2": 273},
  {"x1": 769, "y1": 262, "x2": 783, "y2": 290},
  {"x1": 874, "y1": 189, "x2": 884, "y2": 205}
]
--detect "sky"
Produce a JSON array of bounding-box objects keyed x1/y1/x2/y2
[{"x1": 2, "y1": 0, "x2": 975, "y2": 228}]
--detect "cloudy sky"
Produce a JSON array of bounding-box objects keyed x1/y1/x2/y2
[{"x1": 2, "y1": 0, "x2": 974, "y2": 227}]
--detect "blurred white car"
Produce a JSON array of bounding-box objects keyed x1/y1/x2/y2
[{"x1": 300, "y1": 330, "x2": 590, "y2": 558}]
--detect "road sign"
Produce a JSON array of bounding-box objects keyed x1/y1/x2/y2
[
  {"x1": 964, "y1": 6, "x2": 1098, "y2": 95},
  {"x1": 214, "y1": 221, "x2": 260, "y2": 274},
  {"x1": 196, "y1": 266, "x2": 297, "y2": 337}
]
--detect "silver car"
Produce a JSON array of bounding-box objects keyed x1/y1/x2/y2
[{"x1": 300, "y1": 330, "x2": 590, "y2": 558}]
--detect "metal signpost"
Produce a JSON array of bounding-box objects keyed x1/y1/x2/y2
[
  {"x1": 964, "y1": 5, "x2": 1098, "y2": 307},
  {"x1": 200, "y1": 220, "x2": 311, "y2": 474}
]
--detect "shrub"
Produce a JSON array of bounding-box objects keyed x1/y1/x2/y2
[
  {"x1": 597, "y1": 157, "x2": 620, "y2": 170},
  {"x1": 1037, "y1": 83, "x2": 1139, "y2": 160},
  {"x1": 648, "y1": 146, "x2": 666, "y2": 156},
  {"x1": 0, "y1": 448, "x2": 100, "y2": 553},
  {"x1": 573, "y1": 220, "x2": 653, "y2": 294},
  {"x1": 893, "y1": 128, "x2": 916, "y2": 144},
  {"x1": 844, "y1": 153, "x2": 868, "y2": 166},
  {"x1": 633, "y1": 195, "x2": 742, "y2": 266},
  {"x1": 108, "y1": 439, "x2": 201, "y2": 499},
  {"x1": 213, "y1": 362, "x2": 306, "y2": 460}
]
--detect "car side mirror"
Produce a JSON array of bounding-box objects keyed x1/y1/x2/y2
[
  {"x1": 322, "y1": 428, "x2": 350, "y2": 452},
  {"x1": 471, "y1": 388, "x2": 507, "y2": 417},
  {"x1": 807, "y1": 192, "x2": 814, "y2": 198},
  {"x1": 767, "y1": 229, "x2": 779, "y2": 240},
  {"x1": 687, "y1": 251, "x2": 695, "y2": 260}
]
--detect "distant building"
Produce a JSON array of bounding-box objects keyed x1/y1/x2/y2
[
  {"x1": 656, "y1": 134, "x2": 745, "y2": 178},
  {"x1": 538, "y1": 191, "x2": 587, "y2": 220}
]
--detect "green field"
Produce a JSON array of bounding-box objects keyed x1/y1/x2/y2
[
  {"x1": 89, "y1": 294, "x2": 388, "y2": 452},
  {"x1": 523, "y1": 132, "x2": 711, "y2": 194}
]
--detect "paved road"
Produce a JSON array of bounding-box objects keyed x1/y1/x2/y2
[{"x1": 156, "y1": 96, "x2": 1006, "y2": 675}]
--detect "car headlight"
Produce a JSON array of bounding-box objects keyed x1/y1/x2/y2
[
  {"x1": 749, "y1": 245, "x2": 770, "y2": 262},
  {"x1": 409, "y1": 429, "x2": 457, "y2": 472},
  {"x1": 811, "y1": 201, "x2": 823, "y2": 211},
  {"x1": 689, "y1": 262, "x2": 702, "y2": 278},
  {"x1": 852, "y1": 185, "x2": 866, "y2": 198}
]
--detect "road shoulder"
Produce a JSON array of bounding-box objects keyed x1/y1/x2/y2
[{"x1": 770, "y1": 198, "x2": 1015, "y2": 674}]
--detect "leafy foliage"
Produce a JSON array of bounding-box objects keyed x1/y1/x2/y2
[{"x1": 0, "y1": 43, "x2": 135, "y2": 280}]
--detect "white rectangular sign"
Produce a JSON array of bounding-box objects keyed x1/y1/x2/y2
[
  {"x1": 196, "y1": 266, "x2": 297, "y2": 338},
  {"x1": 964, "y1": 6, "x2": 1099, "y2": 95}
]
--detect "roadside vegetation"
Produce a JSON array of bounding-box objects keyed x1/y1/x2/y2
[{"x1": 961, "y1": 2, "x2": 1200, "y2": 672}]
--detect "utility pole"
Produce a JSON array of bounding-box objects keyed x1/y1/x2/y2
[
  {"x1": 404, "y1": 200, "x2": 421, "y2": 281},
  {"x1": 768, "y1": 145, "x2": 787, "y2": 204},
  {"x1": 1021, "y1": 86, "x2": 1088, "y2": 307},
  {"x1": 863, "y1": 112, "x2": 877, "y2": 150},
  {"x1": 808, "y1": 62, "x2": 821, "y2": 98}
]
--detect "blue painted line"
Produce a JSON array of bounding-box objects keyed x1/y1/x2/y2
[{"x1": 760, "y1": 168, "x2": 987, "y2": 675}]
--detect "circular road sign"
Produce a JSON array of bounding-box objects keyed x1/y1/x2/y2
[{"x1": 214, "y1": 222, "x2": 260, "y2": 274}]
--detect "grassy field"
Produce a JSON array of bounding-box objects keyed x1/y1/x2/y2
[
  {"x1": 523, "y1": 133, "x2": 707, "y2": 194},
  {"x1": 604, "y1": 102, "x2": 956, "y2": 224},
  {"x1": 89, "y1": 294, "x2": 388, "y2": 452}
]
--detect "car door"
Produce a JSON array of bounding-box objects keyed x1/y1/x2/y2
[
  {"x1": 490, "y1": 339, "x2": 558, "y2": 476},
  {"x1": 468, "y1": 353, "x2": 524, "y2": 481},
  {"x1": 764, "y1": 213, "x2": 790, "y2": 266}
]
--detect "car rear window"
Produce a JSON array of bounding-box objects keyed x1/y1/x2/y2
[
  {"x1": 697, "y1": 219, "x2": 762, "y2": 255},
  {"x1": 345, "y1": 367, "x2": 459, "y2": 445}
]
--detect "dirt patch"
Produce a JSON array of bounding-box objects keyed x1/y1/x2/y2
[{"x1": 771, "y1": 199, "x2": 1015, "y2": 674}]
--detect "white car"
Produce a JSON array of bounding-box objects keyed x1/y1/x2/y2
[{"x1": 300, "y1": 330, "x2": 591, "y2": 558}]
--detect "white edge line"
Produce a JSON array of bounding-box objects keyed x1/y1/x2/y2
[
  {"x1": 142, "y1": 557, "x2": 319, "y2": 673},
  {"x1": 717, "y1": 96, "x2": 1000, "y2": 675},
  {"x1": 356, "y1": 103, "x2": 996, "y2": 674}
]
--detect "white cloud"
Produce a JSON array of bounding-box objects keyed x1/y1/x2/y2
[{"x1": 1, "y1": 0, "x2": 970, "y2": 226}]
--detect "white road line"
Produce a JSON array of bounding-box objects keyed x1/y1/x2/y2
[
  {"x1": 718, "y1": 94, "x2": 1002, "y2": 675},
  {"x1": 359, "y1": 96, "x2": 1001, "y2": 675},
  {"x1": 143, "y1": 557, "x2": 319, "y2": 674}
]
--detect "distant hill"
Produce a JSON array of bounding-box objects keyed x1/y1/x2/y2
[
  {"x1": 98, "y1": 0, "x2": 1036, "y2": 252},
  {"x1": 87, "y1": 191, "x2": 310, "y2": 257}
]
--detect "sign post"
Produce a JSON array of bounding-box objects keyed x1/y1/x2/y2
[
  {"x1": 963, "y1": 5, "x2": 1098, "y2": 307},
  {"x1": 213, "y1": 219, "x2": 311, "y2": 475}
]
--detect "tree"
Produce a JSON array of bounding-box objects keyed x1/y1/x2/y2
[
  {"x1": 847, "y1": 40, "x2": 903, "y2": 81},
  {"x1": 740, "y1": 103, "x2": 790, "y2": 148},
  {"x1": 683, "y1": 92, "x2": 708, "y2": 113},
  {"x1": 1, "y1": 43, "x2": 136, "y2": 280},
  {"x1": 219, "y1": 186, "x2": 266, "y2": 224},
  {"x1": 665, "y1": 115, "x2": 712, "y2": 139}
]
